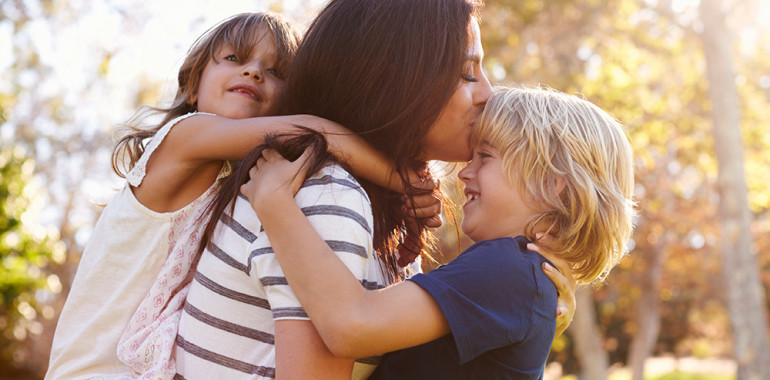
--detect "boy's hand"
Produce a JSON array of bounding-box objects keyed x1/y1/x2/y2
[
  {"x1": 241, "y1": 148, "x2": 313, "y2": 213},
  {"x1": 527, "y1": 236, "x2": 577, "y2": 339}
]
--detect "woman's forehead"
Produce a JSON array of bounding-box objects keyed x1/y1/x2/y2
[{"x1": 467, "y1": 19, "x2": 484, "y2": 60}]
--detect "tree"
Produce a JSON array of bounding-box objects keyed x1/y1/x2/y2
[
  {"x1": 0, "y1": 146, "x2": 61, "y2": 379},
  {"x1": 699, "y1": 0, "x2": 770, "y2": 378}
]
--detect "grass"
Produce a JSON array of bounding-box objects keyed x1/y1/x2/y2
[
  {"x1": 558, "y1": 371, "x2": 735, "y2": 380},
  {"x1": 647, "y1": 373, "x2": 734, "y2": 380}
]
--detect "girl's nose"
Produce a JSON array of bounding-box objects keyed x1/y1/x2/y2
[{"x1": 242, "y1": 67, "x2": 263, "y2": 82}]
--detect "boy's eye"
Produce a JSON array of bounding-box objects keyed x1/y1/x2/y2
[
  {"x1": 476, "y1": 151, "x2": 494, "y2": 160},
  {"x1": 224, "y1": 54, "x2": 238, "y2": 62}
]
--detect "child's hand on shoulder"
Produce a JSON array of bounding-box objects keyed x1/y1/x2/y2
[{"x1": 241, "y1": 147, "x2": 313, "y2": 214}]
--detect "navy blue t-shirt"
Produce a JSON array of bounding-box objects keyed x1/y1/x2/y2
[{"x1": 369, "y1": 236, "x2": 558, "y2": 380}]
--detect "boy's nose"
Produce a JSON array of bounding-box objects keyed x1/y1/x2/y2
[{"x1": 458, "y1": 166, "x2": 472, "y2": 182}]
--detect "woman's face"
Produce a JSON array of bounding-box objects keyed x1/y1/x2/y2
[{"x1": 419, "y1": 20, "x2": 492, "y2": 162}]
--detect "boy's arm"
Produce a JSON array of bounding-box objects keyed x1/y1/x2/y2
[
  {"x1": 275, "y1": 320, "x2": 353, "y2": 379},
  {"x1": 168, "y1": 113, "x2": 403, "y2": 191},
  {"x1": 243, "y1": 149, "x2": 450, "y2": 358}
]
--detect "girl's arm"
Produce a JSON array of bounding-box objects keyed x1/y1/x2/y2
[
  {"x1": 243, "y1": 149, "x2": 450, "y2": 358},
  {"x1": 169, "y1": 113, "x2": 402, "y2": 190}
]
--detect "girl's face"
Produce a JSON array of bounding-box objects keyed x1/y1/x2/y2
[
  {"x1": 458, "y1": 143, "x2": 536, "y2": 242},
  {"x1": 419, "y1": 20, "x2": 492, "y2": 162},
  {"x1": 194, "y1": 27, "x2": 285, "y2": 119}
]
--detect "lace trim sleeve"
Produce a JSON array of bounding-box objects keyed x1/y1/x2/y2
[{"x1": 126, "y1": 112, "x2": 216, "y2": 187}]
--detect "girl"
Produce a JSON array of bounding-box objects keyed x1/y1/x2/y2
[
  {"x1": 172, "y1": 1, "x2": 576, "y2": 379},
  {"x1": 242, "y1": 86, "x2": 636, "y2": 379},
  {"x1": 46, "y1": 12, "x2": 424, "y2": 380}
]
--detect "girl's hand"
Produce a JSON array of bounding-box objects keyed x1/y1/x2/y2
[
  {"x1": 396, "y1": 177, "x2": 441, "y2": 266},
  {"x1": 401, "y1": 177, "x2": 442, "y2": 228},
  {"x1": 241, "y1": 148, "x2": 313, "y2": 214},
  {"x1": 527, "y1": 237, "x2": 577, "y2": 339}
]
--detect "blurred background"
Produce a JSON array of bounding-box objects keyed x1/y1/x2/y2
[{"x1": 1, "y1": 0, "x2": 769, "y2": 379}]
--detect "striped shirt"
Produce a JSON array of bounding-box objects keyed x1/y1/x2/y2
[{"x1": 174, "y1": 164, "x2": 390, "y2": 379}]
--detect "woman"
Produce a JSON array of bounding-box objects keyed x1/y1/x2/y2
[{"x1": 174, "y1": 0, "x2": 576, "y2": 379}]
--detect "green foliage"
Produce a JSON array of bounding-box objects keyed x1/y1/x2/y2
[{"x1": 0, "y1": 145, "x2": 61, "y2": 368}]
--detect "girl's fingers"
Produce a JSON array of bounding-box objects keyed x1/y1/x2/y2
[
  {"x1": 423, "y1": 214, "x2": 443, "y2": 228},
  {"x1": 402, "y1": 194, "x2": 442, "y2": 217}
]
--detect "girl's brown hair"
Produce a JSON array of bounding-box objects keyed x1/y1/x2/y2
[{"x1": 111, "y1": 12, "x2": 301, "y2": 178}]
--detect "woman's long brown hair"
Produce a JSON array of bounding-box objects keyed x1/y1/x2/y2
[
  {"x1": 281, "y1": 0, "x2": 482, "y2": 279},
  {"x1": 199, "y1": 0, "x2": 483, "y2": 281}
]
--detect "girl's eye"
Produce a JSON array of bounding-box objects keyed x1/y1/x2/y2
[
  {"x1": 224, "y1": 54, "x2": 238, "y2": 62},
  {"x1": 267, "y1": 68, "x2": 285, "y2": 80},
  {"x1": 477, "y1": 151, "x2": 492, "y2": 159}
]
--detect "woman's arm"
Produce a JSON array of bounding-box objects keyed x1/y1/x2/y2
[{"x1": 243, "y1": 149, "x2": 450, "y2": 358}]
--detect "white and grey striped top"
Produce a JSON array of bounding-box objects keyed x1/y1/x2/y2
[{"x1": 173, "y1": 164, "x2": 391, "y2": 379}]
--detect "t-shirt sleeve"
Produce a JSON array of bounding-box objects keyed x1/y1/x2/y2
[
  {"x1": 408, "y1": 239, "x2": 547, "y2": 364},
  {"x1": 249, "y1": 166, "x2": 375, "y2": 321}
]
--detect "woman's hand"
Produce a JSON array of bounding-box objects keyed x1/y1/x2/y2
[
  {"x1": 241, "y1": 148, "x2": 313, "y2": 214},
  {"x1": 527, "y1": 238, "x2": 576, "y2": 340}
]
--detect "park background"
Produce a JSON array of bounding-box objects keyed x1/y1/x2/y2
[{"x1": 1, "y1": 0, "x2": 769, "y2": 379}]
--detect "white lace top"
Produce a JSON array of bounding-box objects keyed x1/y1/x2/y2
[{"x1": 47, "y1": 112, "x2": 223, "y2": 380}]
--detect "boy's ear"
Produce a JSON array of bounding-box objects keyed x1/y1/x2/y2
[{"x1": 554, "y1": 176, "x2": 567, "y2": 196}]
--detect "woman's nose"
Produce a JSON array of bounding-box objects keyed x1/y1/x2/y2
[{"x1": 475, "y1": 71, "x2": 492, "y2": 105}]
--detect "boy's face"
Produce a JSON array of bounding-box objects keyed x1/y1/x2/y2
[
  {"x1": 194, "y1": 27, "x2": 285, "y2": 119},
  {"x1": 458, "y1": 142, "x2": 536, "y2": 242}
]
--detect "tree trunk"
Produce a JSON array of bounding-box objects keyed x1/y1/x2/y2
[
  {"x1": 571, "y1": 286, "x2": 609, "y2": 380},
  {"x1": 627, "y1": 246, "x2": 665, "y2": 380},
  {"x1": 699, "y1": 0, "x2": 770, "y2": 378}
]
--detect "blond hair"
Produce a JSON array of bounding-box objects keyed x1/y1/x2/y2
[
  {"x1": 112, "y1": 12, "x2": 301, "y2": 178},
  {"x1": 471, "y1": 86, "x2": 635, "y2": 284}
]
